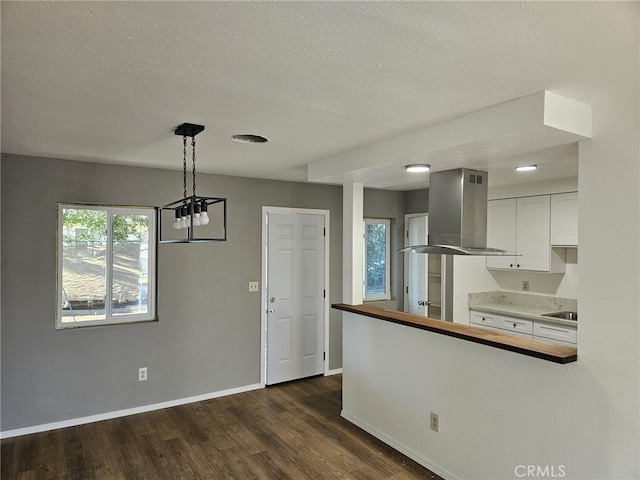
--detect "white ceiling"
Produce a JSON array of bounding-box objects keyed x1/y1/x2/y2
[{"x1": 1, "y1": 2, "x2": 628, "y2": 190}]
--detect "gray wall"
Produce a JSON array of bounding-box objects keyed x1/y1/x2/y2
[
  {"x1": 0, "y1": 154, "x2": 344, "y2": 431},
  {"x1": 363, "y1": 188, "x2": 405, "y2": 311},
  {"x1": 404, "y1": 188, "x2": 428, "y2": 214}
]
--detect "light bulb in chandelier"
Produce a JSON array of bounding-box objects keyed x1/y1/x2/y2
[
  {"x1": 179, "y1": 205, "x2": 188, "y2": 229},
  {"x1": 192, "y1": 202, "x2": 201, "y2": 227},
  {"x1": 199, "y1": 200, "x2": 210, "y2": 226},
  {"x1": 173, "y1": 208, "x2": 182, "y2": 229}
]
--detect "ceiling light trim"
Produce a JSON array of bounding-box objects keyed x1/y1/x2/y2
[
  {"x1": 515, "y1": 164, "x2": 538, "y2": 172},
  {"x1": 231, "y1": 134, "x2": 268, "y2": 144},
  {"x1": 405, "y1": 164, "x2": 431, "y2": 173}
]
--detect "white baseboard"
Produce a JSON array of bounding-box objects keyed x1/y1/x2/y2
[
  {"x1": 340, "y1": 409, "x2": 459, "y2": 480},
  {"x1": 1, "y1": 383, "x2": 262, "y2": 440},
  {"x1": 325, "y1": 367, "x2": 343, "y2": 376}
]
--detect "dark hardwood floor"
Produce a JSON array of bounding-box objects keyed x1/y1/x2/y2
[{"x1": 1, "y1": 374, "x2": 442, "y2": 479}]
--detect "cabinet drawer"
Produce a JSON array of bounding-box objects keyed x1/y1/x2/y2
[
  {"x1": 470, "y1": 311, "x2": 500, "y2": 328},
  {"x1": 534, "y1": 322, "x2": 577, "y2": 344},
  {"x1": 498, "y1": 316, "x2": 533, "y2": 335}
]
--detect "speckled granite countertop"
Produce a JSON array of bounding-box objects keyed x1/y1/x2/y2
[{"x1": 468, "y1": 291, "x2": 578, "y2": 327}]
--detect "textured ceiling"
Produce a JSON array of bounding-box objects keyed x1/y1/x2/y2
[{"x1": 1, "y1": 2, "x2": 633, "y2": 189}]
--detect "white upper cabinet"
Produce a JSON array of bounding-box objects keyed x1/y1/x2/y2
[
  {"x1": 516, "y1": 196, "x2": 554, "y2": 271},
  {"x1": 550, "y1": 192, "x2": 578, "y2": 246},
  {"x1": 487, "y1": 195, "x2": 565, "y2": 273},
  {"x1": 486, "y1": 199, "x2": 517, "y2": 270}
]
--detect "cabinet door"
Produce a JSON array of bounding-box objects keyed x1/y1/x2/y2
[
  {"x1": 516, "y1": 196, "x2": 551, "y2": 271},
  {"x1": 486, "y1": 199, "x2": 517, "y2": 269},
  {"x1": 551, "y1": 192, "x2": 578, "y2": 246}
]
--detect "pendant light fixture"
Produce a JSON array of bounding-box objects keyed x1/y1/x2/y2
[{"x1": 158, "y1": 123, "x2": 227, "y2": 243}]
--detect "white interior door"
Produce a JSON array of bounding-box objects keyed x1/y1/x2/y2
[
  {"x1": 266, "y1": 212, "x2": 325, "y2": 385},
  {"x1": 407, "y1": 215, "x2": 429, "y2": 316}
]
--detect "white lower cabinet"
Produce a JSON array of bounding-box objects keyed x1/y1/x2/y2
[
  {"x1": 469, "y1": 311, "x2": 500, "y2": 329},
  {"x1": 469, "y1": 310, "x2": 577, "y2": 345},
  {"x1": 469, "y1": 310, "x2": 532, "y2": 339},
  {"x1": 533, "y1": 321, "x2": 577, "y2": 345},
  {"x1": 498, "y1": 315, "x2": 533, "y2": 336}
]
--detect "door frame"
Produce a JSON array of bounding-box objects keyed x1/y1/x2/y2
[
  {"x1": 260, "y1": 206, "x2": 330, "y2": 388},
  {"x1": 403, "y1": 212, "x2": 453, "y2": 321},
  {"x1": 403, "y1": 212, "x2": 428, "y2": 313}
]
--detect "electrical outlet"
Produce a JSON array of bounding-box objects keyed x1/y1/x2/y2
[
  {"x1": 430, "y1": 412, "x2": 439, "y2": 432},
  {"x1": 248, "y1": 281, "x2": 259, "y2": 293},
  {"x1": 522, "y1": 281, "x2": 530, "y2": 292},
  {"x1": 138, "y1": 367, "x2": 148, "y2": 382}
]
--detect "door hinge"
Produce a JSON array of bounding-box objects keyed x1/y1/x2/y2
[
  {"x1": 323, "y1": 352, "x2": 326, "y2": 361},
  {"x1": 324, "y1": 228, "x2": 326, "y2": 236},
  {"x1": 323, "y1": 289, "x2": 326, "y2": 298},
  {"x1": 406, "y1": 230, "x2": 409, "y2": 238},
  {"x1": 406, "y1": 286, "x2": 409, "y2": 294}
]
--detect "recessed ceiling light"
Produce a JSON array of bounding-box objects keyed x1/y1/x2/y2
[
  {"x1": 515, "y1": 164, "x2": 537, "y2": 172},
  {"x1": 231, "y1": 134, "x2": 268, "y2": 144},
  {"x1": 405, "y1": 164, "x2": 431, "y2": 173}
]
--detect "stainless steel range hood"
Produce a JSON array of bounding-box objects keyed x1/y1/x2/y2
[{"x1": 400, "y1": 168, "x2": 519, "y2": 256}]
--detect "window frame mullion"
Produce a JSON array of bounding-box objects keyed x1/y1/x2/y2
[{"x1": 105, "y1": 210, "x2": 114, "y2": 320}]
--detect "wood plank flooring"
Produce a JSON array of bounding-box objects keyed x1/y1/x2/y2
[{"x1": 2, "y1": 374, "x2": 442, "y2": 480}]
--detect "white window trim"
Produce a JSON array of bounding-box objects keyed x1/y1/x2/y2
[
  {"x1": 56, "y1": 203, "x2": 157, "y2": 329},
  {"x1": 363, "y1": 218, "x2": 391, "y2": 302}
]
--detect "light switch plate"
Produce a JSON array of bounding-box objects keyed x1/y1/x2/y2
[{"x1": 249, "y1": 281, "x2": 259, "y2": 292}]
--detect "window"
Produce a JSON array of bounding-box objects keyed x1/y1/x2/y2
[
  {"x1": 57, "y1": 204, "x2": 156, "y2": 329},
  {"x1": 363, "y1": 218, "x2": 391, "y2": 301}
]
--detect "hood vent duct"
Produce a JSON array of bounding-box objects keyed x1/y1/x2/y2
[{"x1": 400, "y1": 168, "x2": 520, "y2": 256}]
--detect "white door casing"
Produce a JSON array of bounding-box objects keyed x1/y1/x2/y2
[
  {"x1": 262, "y1": 208, "x2": 329, "y2": 386},
  {"x1": 405, "y1": 214, "x2": 429, "y2": 316}
]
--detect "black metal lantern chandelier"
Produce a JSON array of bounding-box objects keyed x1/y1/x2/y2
[{"x1": 158, "y1": 123, "x2": 227, "y2": 243}]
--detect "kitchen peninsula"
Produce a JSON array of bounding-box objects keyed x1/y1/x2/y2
[
  {"x1": 333, "y1": 303, "x2": 577, "y2": 364},
  {"x1": 335, "y1": 303, "x2": 580, "y2": 479}
]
